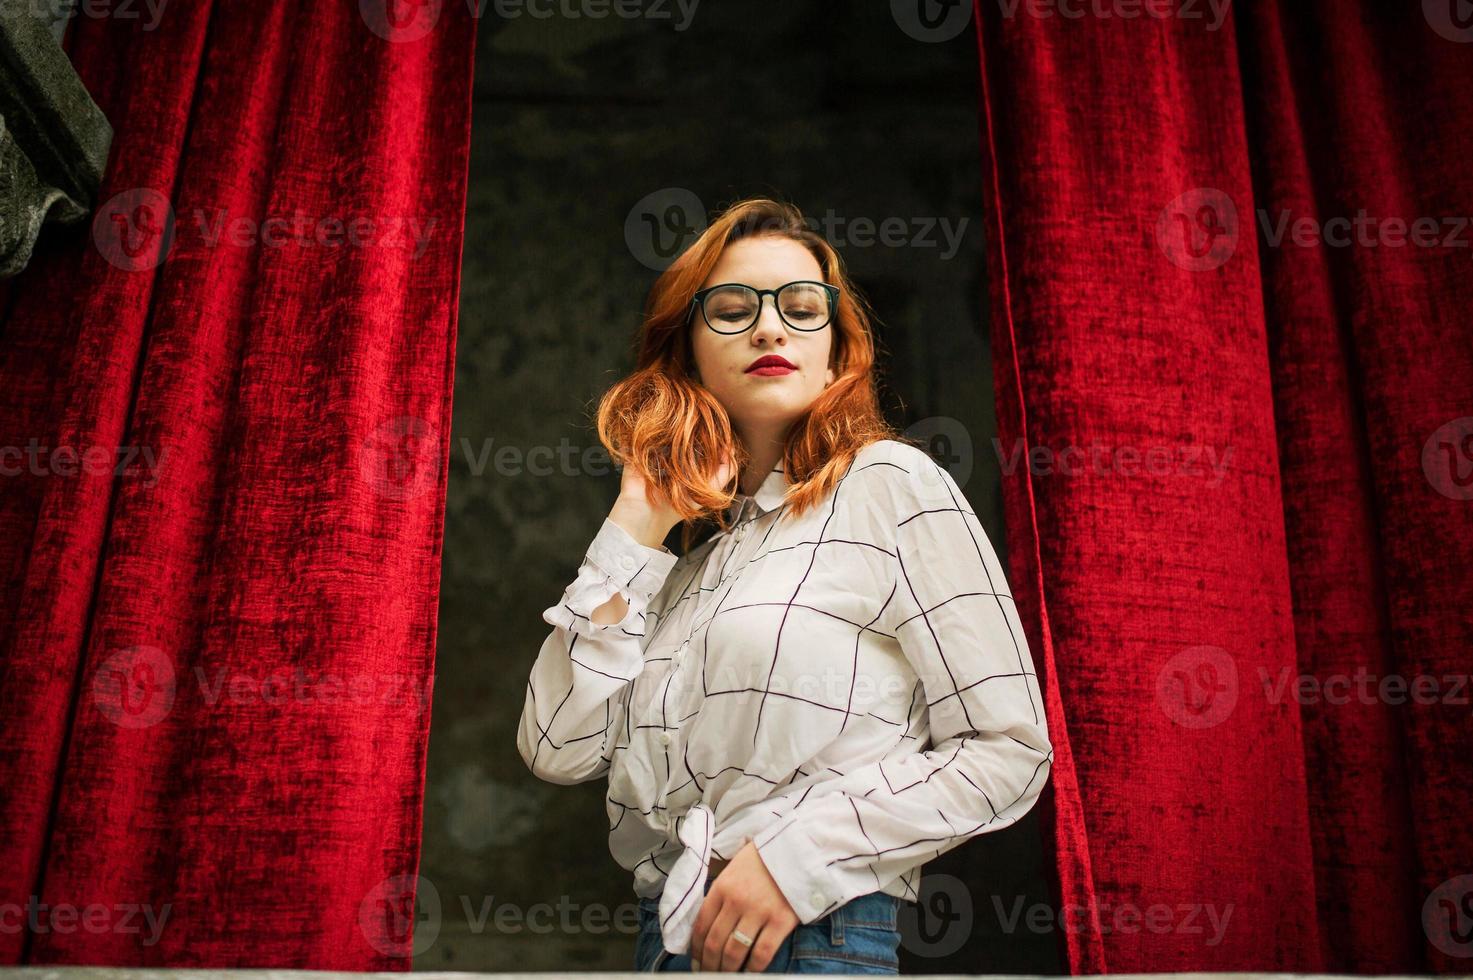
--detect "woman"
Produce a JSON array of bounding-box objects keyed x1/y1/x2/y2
[{"x1": 516, "y1": 197, "x2": 1053, "y2": 973}]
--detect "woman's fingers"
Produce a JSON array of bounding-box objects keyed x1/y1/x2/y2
[
  {"x1": 736, "y1": 913, "x2": 782, "y2": 973},
  {"x1": 719, "y1": 911, "x2": 766, "y2": 972},
  {"x1": 696, "y1": 901, "x2": 737, "y2": 971}
]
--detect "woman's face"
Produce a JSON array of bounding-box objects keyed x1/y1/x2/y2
[{"x1": 689, "y1": 236, "x2": 837, "y2": 439}]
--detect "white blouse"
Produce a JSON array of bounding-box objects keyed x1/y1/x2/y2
[{"x1": 516, "y1": 438, "x2": 1053, "y2": 956}]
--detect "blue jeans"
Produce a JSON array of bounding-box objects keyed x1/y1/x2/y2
[{"x1": 634, "y1": 877, "x2": 901, "y2": 974}]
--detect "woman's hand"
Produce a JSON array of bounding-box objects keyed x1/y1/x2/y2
[
  {"x1": 610, "y1": 449, "x2": 736, "y2": 549},
  {"x1": 689, "y1": 840, "x2": 799, "y2": 972}
]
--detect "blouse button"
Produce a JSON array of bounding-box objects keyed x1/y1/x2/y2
[
  {"x1": 620, "y1": 554, "x2": 635, "y2": 570},
  {"x1": 809, "y1": 889, "x2": 826, "y2": 908},
  {"x1": 658, "y1": 731, "x2": 672, "y2": 746}
]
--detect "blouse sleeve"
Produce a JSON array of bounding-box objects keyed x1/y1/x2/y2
[
  {"x1": 750, "y1": 450, "x2": 1054, "y2": 922},
  {"x1": 516, "y1": 516, "x2": 680, "y2": 785}
]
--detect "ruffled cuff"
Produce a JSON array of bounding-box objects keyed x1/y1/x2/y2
[{"x1": 543, "y1": 517, "x2": 679, "y2": 637}]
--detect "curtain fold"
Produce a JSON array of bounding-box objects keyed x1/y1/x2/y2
[
  {"x1": 0, "y1": 1, "x2": 475, "y2": 968},
  {"x1": 975, "y1": 0, "x2": 1472, "y2": 972}
]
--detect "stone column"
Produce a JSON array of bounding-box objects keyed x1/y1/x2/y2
[{"x1": 0, "y1": 0, "x2": 112, "y2": 277}]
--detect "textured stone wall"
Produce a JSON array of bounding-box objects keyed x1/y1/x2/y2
[{"x1": 422, "y1": 4, "x2": 1057, "y2": 973}]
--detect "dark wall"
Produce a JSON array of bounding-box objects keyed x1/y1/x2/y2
[{"x1": 421, "y1": 2, "x2": 1059, "y2": 973}]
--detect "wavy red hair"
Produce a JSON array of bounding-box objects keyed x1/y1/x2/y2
[{"x1": 594, "y1": 196, "x2": 913, "y2": 551}]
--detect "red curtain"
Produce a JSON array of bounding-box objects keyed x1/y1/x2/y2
[
  {"x1": 975, "y1": 0, "x2": 1472, "y2": 973},
  {"x1": 0, "y1": 2, "x2": 474, "y2": 968}
]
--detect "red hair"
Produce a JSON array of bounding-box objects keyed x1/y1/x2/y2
[{"x1": 594, "y1": 196, "x2": 913, "y2": 551}]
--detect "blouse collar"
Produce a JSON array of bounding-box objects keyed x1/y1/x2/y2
[{"x1": 726, "y1": 459, "x2": 789, "y2": 522}]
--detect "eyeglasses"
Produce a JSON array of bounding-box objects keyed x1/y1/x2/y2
[{"x1": 688, "y1": 280, "x2": 841, "y2": 334}]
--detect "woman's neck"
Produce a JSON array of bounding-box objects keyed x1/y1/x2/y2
[{"x1": 736, "y1": 427, "x2": 787, "y2": 496}]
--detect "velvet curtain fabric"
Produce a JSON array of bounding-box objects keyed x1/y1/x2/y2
[
  {"x1": 975, "y1": 0, "x2": 1472, "y2": 973},
  {"x1": 0, "y1": 2, "x2": 474, "y2": 968}
]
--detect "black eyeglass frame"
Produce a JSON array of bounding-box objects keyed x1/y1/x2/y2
[{"x1": 687, "y1": 280, "x2": 842, "y2": 334}]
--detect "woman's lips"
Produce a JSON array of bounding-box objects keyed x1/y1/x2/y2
[{"x1": 747, "y1": 365, "x2": 796, "y2": 376}]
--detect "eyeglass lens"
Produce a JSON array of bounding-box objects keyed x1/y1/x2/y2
[{"x1": 701, "y1": 283, "x2": 831, "y2": 332}]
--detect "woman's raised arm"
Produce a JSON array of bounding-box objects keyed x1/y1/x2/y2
[{"x1": 515, "y1": 511, "x2": 680, "y2": 785}]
